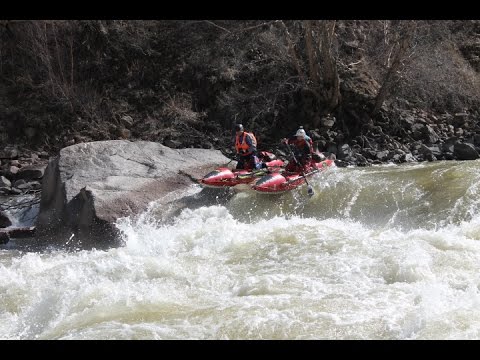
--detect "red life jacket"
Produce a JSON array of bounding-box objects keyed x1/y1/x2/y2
[{"x1": 235, "y1": 132, "x2": 257, "y2": 154}]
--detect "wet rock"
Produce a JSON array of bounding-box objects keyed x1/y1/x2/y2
[
  {"x1": 0, "y1": 211, "x2": 12, "y2": 228},
  {"x1": 454, "y1": 142, "x2": 479, "y2": 160},
  {"x1": 0, "y1": 231, "x2": 9, "y2": 244}
]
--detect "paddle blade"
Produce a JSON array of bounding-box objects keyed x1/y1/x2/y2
[{"x1": 307, "y1": 185, "x2": 314, "y2": 197}]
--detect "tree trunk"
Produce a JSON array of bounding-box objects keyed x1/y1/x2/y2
[
  {"x1": 318, "y1": 20, "x2": 341, "y2": 112},
  {"x1": 278, "y1": 21, "x2": 306, "y2": 83},
  {"x1": 304, "y1": 20, "x2": 321, "y2": 86},
  {"x1": 372, "y1": 21, "x2": 416, "y2": 116}
]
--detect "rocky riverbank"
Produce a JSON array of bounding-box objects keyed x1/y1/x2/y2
[{"x1": 0, "y1": 146, "x2": 48, "y2": 244}]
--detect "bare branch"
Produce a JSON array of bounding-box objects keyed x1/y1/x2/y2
[
  {"x1": 203, "y1": 21, "x2": 231, "y2": 34},
  {"x1": 277, "y1": 21, "x2": 306, "y2": 83},
  {"x1": 373, "y1": 21, "x2": 417, "y2": 116},
  {"x1": 347, "y1": 60, "x2": 363, "y2": 67},
  {"x1": 239, "y1": 20, "x2": 280, "y2": 32}
]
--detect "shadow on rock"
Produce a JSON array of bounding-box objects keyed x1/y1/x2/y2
[{"x1": 148, "y1": 187, "x2": 235, "y2": 224}]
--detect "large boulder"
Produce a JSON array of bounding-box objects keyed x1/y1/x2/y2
[
  {"x1": 16, "y1": 164, "x2": 47, "y2": 181},
  {"x1": 36, "y1": 140, "x2": 231, "y2": 249},
  {"x1": 454, "y1": 142, "x2": 479, "y2": 160}
]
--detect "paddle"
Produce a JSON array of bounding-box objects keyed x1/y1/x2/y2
[
  {"x1": 236, "y1": 168, "x2": 268, "y2": 179},
  {"x1": 285, "y1": 142, "x2": 315, "y2": 197}
]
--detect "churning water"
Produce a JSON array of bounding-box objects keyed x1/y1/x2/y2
[{"x1": 2, "y1": 160, "x2": 480, "y2": 339}]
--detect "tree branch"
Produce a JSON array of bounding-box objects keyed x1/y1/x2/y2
[
  {"x1": 278, "y1": 21, "x2": 306, "y2": 83},
  {"x1": 239, "y1": 20, "x2": 280, "y2": 32},
  {"x1": 203, "y1": 21, "x2": 231, "y2": 33}
]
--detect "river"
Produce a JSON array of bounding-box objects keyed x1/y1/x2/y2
[{"x1": 1, "y1": 160, "x2": 480, "y2": 339}]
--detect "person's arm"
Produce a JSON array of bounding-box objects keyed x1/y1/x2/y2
[
  {"x1": 286, "y1": 135, "x2": 296, "y2": 145},
  {"x1": 304, "y1": 140, "x2": 312, "y2": 155}
]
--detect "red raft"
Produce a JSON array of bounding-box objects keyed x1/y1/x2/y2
[
  {"x1": 252, "y1": 158, "x2": 335, "y2": 194},
  {"x1": 200, "y1": 151, "x2": 284, "y2": 188}
]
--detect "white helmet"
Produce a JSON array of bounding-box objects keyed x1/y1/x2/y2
[{"x1": 295, "y1": 127, "x2": 306, "y2": 137}]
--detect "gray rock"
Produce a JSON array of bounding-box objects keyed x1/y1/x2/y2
[
  {"x1": 9, "y1": 188, "x2": 22, "y2": 195},
  {"x1": 411, "y1": 123, "x2": 426, "y2": 140},
  {"x1": 320, "y1": 118, "x2": 335, "y2": 128},
  {"x1": 337, "y1": 144, "x2": 351, "y2": 160},
  {"x1": 17, "y1": 183, "x2": 32, "y2": 190},
  {"x1": 13, "y1": 179, "x2": 26, "y2": 187},
  {"x1": 164, "y1": 139, "x2": 182, "y2": 149},
  {"x1": 452, "y1": 112, "x2": 468, "y2": 128},
  {"x1": 0, "y1": 231, "x2": 9, "y2": 244},
  {"x1": 0, "y1": 176, "x2": 11, "y2": 188},
  {"x1": 402, "y1": 153, "x2": 417, "y2": 162},
  {"x1": 16, "y1": 165, "x2": 46, "y2": 181},
  {"x1": 425, "y1": 125, "x2": 440, "y2": 144},
  {"x1": 29, "y1": 181, "x2": 42, "y2": 190},
  {"x1": 0, "y1": 148, "x2": 18, "y2": 159},
  {"x1": 376, "y1": 150, "x2": 390, "y2": 161},
  {"x1": 9, "y1": 166, "x2": 19, "y2": 176},
  {"x1": 36, "y1": 140, "x2": 230, "y2": 249},
  {"x1": 454, "y1": 142, "x2": 479, "y2": 160}
]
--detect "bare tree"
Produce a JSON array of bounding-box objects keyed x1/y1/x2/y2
[
  {"x1": 318, "y1": 20, "x2": 341, "y2": 111},
  {"x1": 278, "y1": 20, "x2": 306, "y2": 83},
  {"x1": 304, "y1": 20, "x2": 321, "y2": 88},
  {"x1": 372, "y1": 21, "x2": 417, "y2": 116},
  {"x1": 277, "y1": 20, "x2": 341, "y2": 125}
]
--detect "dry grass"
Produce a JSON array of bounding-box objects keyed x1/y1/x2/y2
[{"x1": 161, "y1": 93, "x2": 206, "y2": 125}]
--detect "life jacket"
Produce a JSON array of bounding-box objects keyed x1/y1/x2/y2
[
  {"x1": 289, "y1": 137, "x2": 312, "y2": 157},
  {"x1": 288, "y1": 134, "x2": 314, "y2": 154},
  {"x1": 235, "y1": 132, "x2": 257, "y2": 154}
]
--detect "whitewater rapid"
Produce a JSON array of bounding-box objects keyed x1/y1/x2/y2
[{"x1": 2, "y1": 160, "x2": 480, "y2": 339}]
